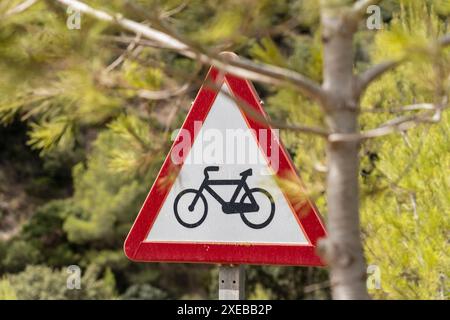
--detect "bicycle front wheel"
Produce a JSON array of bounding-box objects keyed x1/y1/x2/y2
[
  {"x1": 240, "y1": 188, "x2": 275, "y2": 229},
  {"x1": 174, "y1": 189, "x2": 208, "y2": 228}
]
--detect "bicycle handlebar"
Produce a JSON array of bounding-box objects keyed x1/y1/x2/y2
[{"x1": 204, "y1": 166, "x2": 219, "y2": 178}]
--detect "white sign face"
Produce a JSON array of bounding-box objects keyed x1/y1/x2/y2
[{"x1": 145, "y1": 84, "x2": 308, "y2": 245}]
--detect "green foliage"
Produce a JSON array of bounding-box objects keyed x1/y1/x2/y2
[
  {"x1": 361, "y1": 117, "x2": 450, "y2": 299},
  {"x1": 198, "y1": 10, "x2": 244, "y2": 44},
  {"x1": 435, "y1": 0, "x2": 450, "y2": 15},
  {"x1": 121, "y1": 284, "x2": 168, "y2": 300},
  {"x1": 250, "y1": 38, "x2": 288, "y2": 68},
  {"x1": 1, "y1": 200, "x2": 80, "y2": 274},
  {"x1": 246, "y1": 266, "x2": 330, "y2": 299},
  {"x1": 123, "y1": 61, "x2": 163, "y2": 90},
  {"x1": 4, "y1": 265, "x2": 117, "y2": 299},
  {"x1": 1, "y1": 240, "x2": 40, "y2": 273},
  {"x1": 0, "y1": 278, "x2": 17, "y2": 300},
  {"x1": 61, "y1": 115, "x2": 165, "y2": 244},
  {"x1": 28, "y1": 117, "x2": 75, "y2": 154},
  {"x1": 357, "y1": 2, "x2": 450, "y2": 299},
  {"x1": 106, "y1": 114, "x2": 163, "y2": 175},
  {"x1": 267, "y1": 88, "x2": 326, "y2": 205}
]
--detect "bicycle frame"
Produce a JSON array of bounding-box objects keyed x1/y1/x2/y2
[{"x1": 189, "y1": 175, "x2": 259, "y2": 214}]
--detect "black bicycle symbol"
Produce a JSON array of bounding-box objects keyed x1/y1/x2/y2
[{"x1": 174, "y1": 166, "x2": 275, "y2": 229}]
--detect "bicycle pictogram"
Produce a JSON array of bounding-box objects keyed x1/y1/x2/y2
[{"x1": 174, "y1": 166, "x2": 275, "y2": 229}]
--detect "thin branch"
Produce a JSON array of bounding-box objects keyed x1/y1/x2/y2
[
  {"x1": 303, "y1": 280, "x2": 331, "y2": 294},
  {"x1": 57, "y1": 0, "x2": 188, "y2": 49},
  {"x1": 54, "y1": 0, "x2": 326, "y2": 103},
  {"x1": 276, "y1": 122, "x2": 330, "y2": 136},
  {"x1": 163, "y1": 98, "x2": 182, "y2": 134},
  {"x1": 102, "y1": 35, "x2": 171, "y2": 49},
  {"x1": 329, "y1": 103, "x2": 446, "y2": 142},
  {"x1": 361, "y1": 103, "x2": 435, "y2": 113},
  {"x1": 57, "y1": 0, "x2": 330, "y2": 136},
  {"x1": 202, "y1": 79, "x2": 330, "y2": 137},
  {"x1": 105, "y1": 33, "x2": 142, "y2": 73},
  {"x1": 362, "y1": 126, "x2": 429, "y2": 197},
  {"x1": 357, "y1": 33, "x2": 450, "y2": 95},
  {"x1": 4, "y1": 0, "x2": 38, "y2": 18},
  {"x1": 137, "y1": 83, "x2": 190, "y2": 100},
  {"x1": 409, "y1": 192, "x2": 418, "y2": 220},
  {"x1": 101, "y1": 80, "x2": 194, "y2": 101},
  {"x1": 159, "y1": 1, "x2": 188, "y2": 19},
  {"x1": 356, "y1": 60, "x2": 402, "y2": 95}
]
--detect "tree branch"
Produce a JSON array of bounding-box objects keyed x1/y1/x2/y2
[
  {"x1": 4, "y1": 0, "x2": 38, "y2": 18},
  {"x1": 203, "y1": 79, "x2": 330, "y2": 137},
  {"x1": 104, "y1": 33, "x2": 142, "y2": 73},
  {"x1": 328, "y1": 102, "x2": 447, "y2": 142},
  {"x1": 357, "y1": 33, "x2": 450, "y2": 95},
  {"x1": 361, "y1": 103, "x2": 435, "y2": 113},
  {"x1": 137, "y1": 84, "x2": 190, "y2": 100},
  {"x1": 356, "y1": 59, "x2": 402, "y2": 95},
  {"x1": 54, "y1": 0, "x2": 326, "y2": 103}
]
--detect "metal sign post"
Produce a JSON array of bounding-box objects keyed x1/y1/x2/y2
[{"x1": 219, "y1": 265, "x2": 245, "y2": 300}]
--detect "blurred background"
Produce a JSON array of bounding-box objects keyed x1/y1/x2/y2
[{"x1": 0, "y1": 0, "x2": 448, "y2": 299}]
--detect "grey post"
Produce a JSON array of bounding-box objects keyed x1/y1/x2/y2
[{"x1": 219, "y1": 265, "x2": 245, "y2": 300}]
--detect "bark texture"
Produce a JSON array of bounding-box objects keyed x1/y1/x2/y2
[{"x1": 319, "y1": 10, "x2": 370, "y2": 299}]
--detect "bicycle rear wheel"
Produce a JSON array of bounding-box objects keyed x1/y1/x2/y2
[
  {"x1": 239, "y1": 188, "x2": 275, "y2": 229},
  {"x1": 174, "y1": 189, "x2": 208, "y2": 228}
]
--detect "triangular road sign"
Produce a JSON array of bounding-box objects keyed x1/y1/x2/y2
[{"x1": 124, "y1": 63, "x2": 326, "y2": 266}]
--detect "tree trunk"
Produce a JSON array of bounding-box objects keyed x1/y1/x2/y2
[{"x1": 319, "y1": 10, "x2": 370, "y2": 299}]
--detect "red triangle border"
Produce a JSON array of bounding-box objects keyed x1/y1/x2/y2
[{"x1": 124, "y1": 66, "x2": 327, "y2": 266}]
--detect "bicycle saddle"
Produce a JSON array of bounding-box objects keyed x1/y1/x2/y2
[{"x1": 240, "y1": 169, "x2": 252, "y2": 177}]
